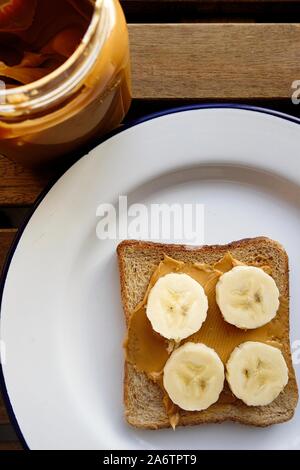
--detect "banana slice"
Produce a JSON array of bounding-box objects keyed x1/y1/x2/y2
[
  {"x1": 163, "y1": 342, "x2": 225, "y2": 411},
  {"x1": 146, "y1": 273, "x2": 208, "y2": 341},
  {"x1": 226, "y1": 341, "x2": 288, "y2": 406},
  {"x1": 216, "y1": 265, "x2": 280, "y2": 329}
]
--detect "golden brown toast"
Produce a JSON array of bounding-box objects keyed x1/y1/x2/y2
[{"x1": 117, "y1": 237, "x2": 298, "y2": 429}]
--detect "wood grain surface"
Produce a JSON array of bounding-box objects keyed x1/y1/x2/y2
[
  {"x1": 0, "y1": 396, "x2": 9, "y2": 425},
  {"x1": 0, "y1": 398, "x2": 9, "y2": 426},
  {"x1": 0, "y1": 442, "x2": 23, "y2": 450},
  {"x1": 0, "y1": 230, "x2": 17, "y2": 425},
  {"x1": 130, "y1": 23, "x2": 300, "y2": 99},
  {"x1": 0, "y1": 229, "x2": 23, "y2": 449},
  {"x1": 0, "y1": 157, "x2": 56, "y2": 206},
  {"x1": 0, "y1": 229, "x2": 15, "y2": 271}
]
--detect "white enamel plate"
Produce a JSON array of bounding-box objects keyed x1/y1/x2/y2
[{"x1": 1, "y1": 106, "x2": 300, "y2": 449}]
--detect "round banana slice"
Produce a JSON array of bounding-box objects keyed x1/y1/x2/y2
[
  {"x1": 163, "y1": 342, "x2": 225, "y2": 411},
  {"x1": 226, "y1": 341, "x2": 288, "y2": 406},
  {"x1": 216, "y1": 265, "x2": 280, "y2": 329},
  {"x1": 146, "y1": 273, "x2": 208, "y2": 341}
]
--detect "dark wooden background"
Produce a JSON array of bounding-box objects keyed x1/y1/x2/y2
[{"x1": 1, "y1": 0, "x2": 300, "y2": 450}]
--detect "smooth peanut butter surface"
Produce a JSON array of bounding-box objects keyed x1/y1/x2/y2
[{"x1": 124, "y1": 252, "x2": 287, "y2": 424}]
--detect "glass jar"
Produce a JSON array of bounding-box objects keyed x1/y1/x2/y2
[{"x1": 0, "y1": 0, "x2": 131, "y2": 167}]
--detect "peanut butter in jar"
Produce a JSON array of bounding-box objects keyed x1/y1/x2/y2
[{"x1": 0, "y1": 0, "x2": 131, "y2": 166}]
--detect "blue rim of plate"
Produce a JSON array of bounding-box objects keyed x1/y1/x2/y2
[{"x1": 1, "y1": 103, "x2": 300, "y2": 450}]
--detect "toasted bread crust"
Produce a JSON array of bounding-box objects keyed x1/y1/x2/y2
[{"x1": 118, "y1": 237, "x2": 298, "y2": 429}]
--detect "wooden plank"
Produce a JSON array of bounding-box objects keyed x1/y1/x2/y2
[
  {"x1": 1, "y1": 23, "x2": 300, "y2": 206},
  {"x1": 130, "y1": 23, "x2": 300, "y2": 99},
  {"x1": 0, "y1": 394, "x2": 9, "y2": 425},
  {"x1": 0, "y1": 156, "x2": 56, "y2": 206},
  {"x1": 0, "y1": 229, "x2": 15, "y2": 269},
  {"x1": 0, "y1": 230, "x2": 23, "y2": 448},
  {"x1": 0, "y1": 229, "x2": 17, "y2": 425},
  {"x1": 0, "y1": 441, "x2": 23, "y2": 450}
]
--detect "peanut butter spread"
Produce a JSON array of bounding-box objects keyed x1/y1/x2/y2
[{"x1": 124, "y1": 253, "x2": 287, "y2": 427}]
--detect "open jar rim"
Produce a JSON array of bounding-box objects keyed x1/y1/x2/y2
[{"x1": 0, "y1": 0, "x2": 111, "y2": 117}]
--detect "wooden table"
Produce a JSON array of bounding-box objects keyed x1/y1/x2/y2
[{"x1": 1, "y1": 0, "x2": 300, "y2": 450}]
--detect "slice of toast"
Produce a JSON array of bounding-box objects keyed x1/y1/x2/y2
[{"x1": 117, "y1": 237, "x2": 298, "y2": 429}]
